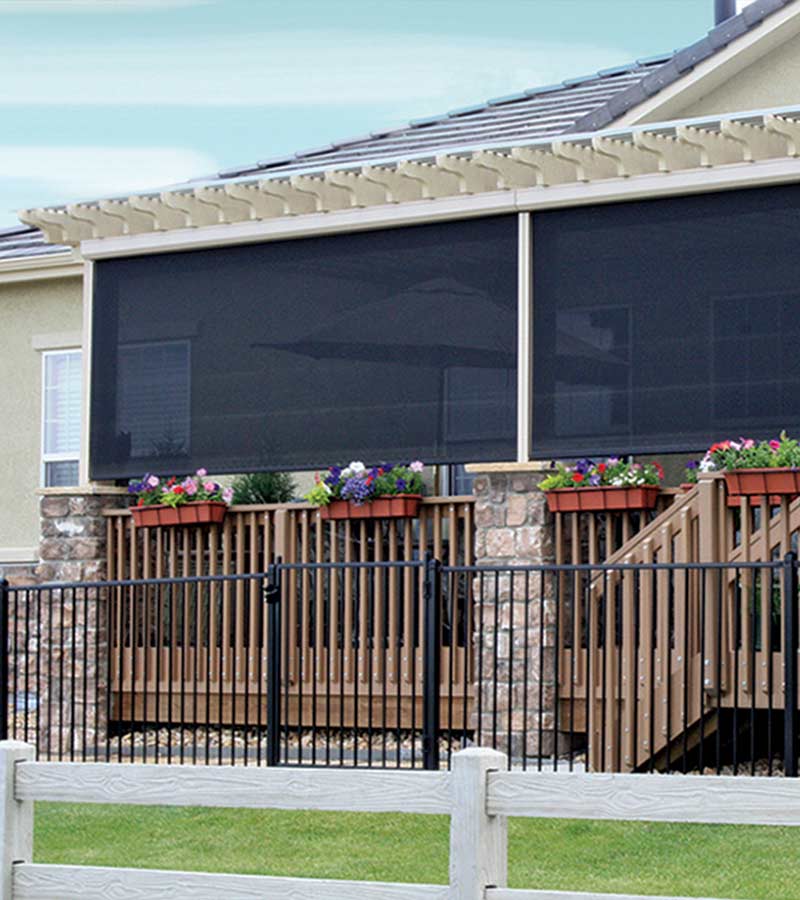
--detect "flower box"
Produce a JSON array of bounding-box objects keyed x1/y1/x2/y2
[
  {"x1": 320, "y1": 495, "x2": 422, "y2": 520},
  {"x1": 131, "y1": 501, "x2": 228, "y2": 528},
  {"x1": 724, "y1": 468, "x2": 800, "y2": 498},
  {"x1": 545, "y1": 485, "x2": 660, "y2": 513},
  {"x1": 726, "y1": 494, "x2": 786, "y2": 508}
]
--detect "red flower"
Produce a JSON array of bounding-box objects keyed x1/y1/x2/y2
[
  {"x1": 572, "y1": 473, "x2": 584, "y2": 484},
  {"x1": 137, "y1": 498, "x2": 144, "y2": 507},
  {"x1": 597, "y1": 463, "x2": 606, "y2": 474},
  {"x1": 654, "y1": 462, "x2": 664, "y2": 479},
  {"x1": 366, "y1": 476, "x2": 374, "y2": 485},
  {"x1": 167, "y1": 476, "x2": 177, "y2": 486},
  {"x1": 173, "y1": 485, "x2": 185, "y2": 494}
]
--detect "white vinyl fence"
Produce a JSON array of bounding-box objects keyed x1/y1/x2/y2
[{"x1": 0, "y1": 741, "x2": 798, "y2": 899}]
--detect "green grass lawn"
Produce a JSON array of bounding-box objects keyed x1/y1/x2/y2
[{"x1": 35, "y1": 803, "x2": 798, "y2": 899}]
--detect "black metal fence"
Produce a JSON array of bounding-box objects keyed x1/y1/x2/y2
[{"x1": 2, "y1": 555, "x2": 798, "y2": 774}]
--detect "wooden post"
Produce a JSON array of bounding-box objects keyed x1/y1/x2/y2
[
  {"x1": 449, "y1": 747, "x2": 507, "y2": 900},
  {"x1": 0, "y1": 741, "x2": 33, "y2": 900}
]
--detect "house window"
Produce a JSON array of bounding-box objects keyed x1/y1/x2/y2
[
  {"x1": 445, "y1": 464, "x2": 475, "y2": 496},
  {"x1": 42, "y1": 350, "x2": 81, "y2": 487},
  {"x1": 116, "y1": 340, "x2": 191, "y2": 462}
]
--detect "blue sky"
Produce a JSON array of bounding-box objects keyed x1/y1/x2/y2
[{"x1": 0, "y1": 0, "x2": 724, "y2": 228}]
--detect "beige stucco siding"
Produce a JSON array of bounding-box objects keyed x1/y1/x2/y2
[
  {"x1": 0, "y1": 276, "x2": 82, "y2": 560},
  {"x1": 647, "y1": 31, "x2": 800, "y2": 122}
]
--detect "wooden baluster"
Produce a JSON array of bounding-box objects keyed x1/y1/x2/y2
[
  {"x1": 621, "y1": 556, "x2": 636, "y2": 771},
  {"x1": 344, "y1": 520, "x2": 354, "y2": 684},
  {"x1": 329, "y1": 520, "x2": 340, "y2": 685},
  {"x1": 404, "y1": 517, "x2": 415, "y2": 688},
  {"x1": 315, "y1": 512, "x2": 325, "y2": 685},
  {"x1": 300, "y1": 512, "x2": 311, "y2": 685},
  {"x1": 639, "y1": 540, "x2": 655, "y2": 770}
]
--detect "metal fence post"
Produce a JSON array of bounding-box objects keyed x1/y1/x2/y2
[
  {"x1": 265, "y1": 563, "x2": 282, "y2": 768},
  {"x1": 784, "y1": 552, "x2": 799, "y2": 777},
  {"x1": 423, "y1": 555, "x2": 442, "y2": 771},
  {"x1": 0, "y1": 582, "x2": 8, "y2": 744}
]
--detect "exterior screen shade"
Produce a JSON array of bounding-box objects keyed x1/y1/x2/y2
[
  {"x1": 532, "y1": 184, "x2": 800, "y2": 458},
  {"x1": 90, "y1": 216, "x2": 517, "y2": 479}
]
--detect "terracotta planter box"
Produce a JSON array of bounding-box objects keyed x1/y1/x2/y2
[
  {"x1": 724, "y1": 468, "x2": 800, "y2": 497},
  {"x1": 680, "y1": 483, "x2": 696, "y2": 492},
  {"x1": 545, "y1": 485, "x2": 660, "y2": 513},
  {"x1": 320, "y1": 495, "x2": 422, "y2": 520},
  {"x1": 131, "y1": 501, "x2": 228, "y2": 528},
  {"x1": 726, "y1": 494, "x2": 786, "y2": 508}
]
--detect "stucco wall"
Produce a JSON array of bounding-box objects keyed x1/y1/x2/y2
[
  {"x1": 658, "y1": 31, "x2": 800, "y2": 120},
  {"x1": 0, "y1": 276, "x2": 82, "y2": 561}
]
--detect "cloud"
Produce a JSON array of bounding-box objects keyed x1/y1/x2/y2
[
  {"x1": 0, "y1": 31, "x2": 628, "y2": 109},
  {"x1": 0, "y1": 146, "x2": 220, "y2": 207},
  {"x1": 0, "y1": 0, "x2": 208, "y2": 12}
]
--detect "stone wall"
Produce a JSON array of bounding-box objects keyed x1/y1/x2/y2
[
  {"x1": 469, "y1": 463, "x2": 556, "y2": 759},
  {"x1": 5, "y1": 488, "x2": 127, "y2": 757}
]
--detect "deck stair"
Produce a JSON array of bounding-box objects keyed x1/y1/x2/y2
[{"x1": 557, "y1": 475, "x2": 800, "y2": 772}]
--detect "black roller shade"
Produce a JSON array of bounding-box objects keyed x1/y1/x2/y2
[
  {"x1": 90, "y1": 215, "x2": 518, "y2": 479},
  {"x1": 532, "y1": 183, "x2": 800, "y2": 459}
]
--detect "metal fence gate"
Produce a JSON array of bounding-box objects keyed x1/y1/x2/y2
[{"x1": 3, "y1": 555, "x2": 799, "y2": 774}]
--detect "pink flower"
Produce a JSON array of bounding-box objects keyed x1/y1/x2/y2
[
  {"x1": 147, "y1": 475, "x2": 160, "y2": 488},
  {"x1": 184, "y1": 480, "x2": 198, "y2": 496},
  {"x1": 409, "y1": 460, "x2": 424, "y2": 473},
  {"x1": 196, "y1": 468, "x2": 208, "y2": 477},
  {"x1": 222, "y1": 487, "x2": 234, "y2": 504},
  {"x1": 770, "y1": 439, "x2": 781, "y2": 451},
  {"x1": 741, "y1": 438, "x2": 755, "y2": 449},
  {"x1": 204, "y1": 481, "x2": 216, "y2": 493}
]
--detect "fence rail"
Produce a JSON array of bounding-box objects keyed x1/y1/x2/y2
[{"x1": 2, "y1": 742, "x2": 797, "y2": 900}]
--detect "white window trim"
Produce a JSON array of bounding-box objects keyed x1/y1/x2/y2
[{"x1": 41, "y1": 348, "x2": 82, "y2": 488}]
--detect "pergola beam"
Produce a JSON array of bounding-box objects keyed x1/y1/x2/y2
[{"x1": 19, "y1": 108, "x2": 800, "y2": 246}]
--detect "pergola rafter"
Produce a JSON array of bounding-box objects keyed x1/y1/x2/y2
[{"x1": 18, "y1": 108, "x2": 800, "y2": 245}]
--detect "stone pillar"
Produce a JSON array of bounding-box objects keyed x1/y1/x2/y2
[
  {"x1": 467, "y1": 463, "x2": 555, "y2": 760},
  {"x1": 24, "y1": 487, "x2": 128, "y2": 756}
]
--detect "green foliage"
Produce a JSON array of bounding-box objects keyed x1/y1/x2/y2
[
  {"x1": 707, "y1": 432, "x2": 800, "y2": 471},
  {"x1": 539, "y1": 457, "x2": 664, "y2": 492},
  {"x1": 231, "y1": 472, "x2": 297, "y2": 505}
]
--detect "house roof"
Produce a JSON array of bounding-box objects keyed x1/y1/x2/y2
[
  {"x1": 0, "y1": 225, "x2": 69, "y2": 263},
  {"x1": 208, "y1": 0, "x2": 794, "y2": 181}
]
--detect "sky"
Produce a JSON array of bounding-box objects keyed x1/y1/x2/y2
[{"x1": 0, "y1": 0, "x2": 729, "y2": 228}]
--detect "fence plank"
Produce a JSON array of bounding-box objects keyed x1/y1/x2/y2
[
  {"x1": 12, "y1": 865, "x2": 449, "y2": 900},
  {"x1": 487, "y1": 772, "x2": 800, "y2": 826},
  {"x1": 489, "y1": 891, "x2": 733, "y2": 900},
  {"x1": 14, "y1": 762, "x2": 452, "y2": 815}
]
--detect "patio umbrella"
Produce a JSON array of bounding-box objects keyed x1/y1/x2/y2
[{"x1": 253, "y1": 277, "x2": 625, "y2": 371}]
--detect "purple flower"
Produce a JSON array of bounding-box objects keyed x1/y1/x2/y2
[
  {"x1": 396, "y1": 477, "x2": 407, "y2": 492},
  {"x1": 325, "y1": 466, "x2": 342, "y2": 487},
  {"x1": 686, "y1": 460, "x2": 699, "y2": 470},
  {"x1": 575, "y1": 458, "x2": 593, "y2": 475},
  {"x1": 341, "y1": 476, "x2": 373, "y2": 506},
  {"x1": 588, "y1": 474, "x2": 601, "y2": 486}
]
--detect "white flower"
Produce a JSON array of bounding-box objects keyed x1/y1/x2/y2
[{"x1": 348, "y1": 461, "x2": 366, "y2": 475}]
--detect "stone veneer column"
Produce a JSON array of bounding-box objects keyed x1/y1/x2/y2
[
  {"x1": 29, "y1": 486, "x2": 128, "y2": 756},
  {"x1": 467, "y1": 462, "x2": 556, "y2": 759}
]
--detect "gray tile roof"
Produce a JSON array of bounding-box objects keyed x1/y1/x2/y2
[
  {"x1": 0, "y1": 226, "x2": 70, "y2": 263},
  {"x1": 209, "y1": 0, "x2": 795, "y2": 181}
]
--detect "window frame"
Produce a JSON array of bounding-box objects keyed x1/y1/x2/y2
[{"x1": 41, "y1": 347, "x2": 82, "y2": 488}]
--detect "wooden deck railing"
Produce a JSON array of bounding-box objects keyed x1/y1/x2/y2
[
  {"x1": 103, "y1": 498, "x2": 475, "y2": 731},
  {"x1": 557, "y1": 475, "x2": 800, "y2": 772}
]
